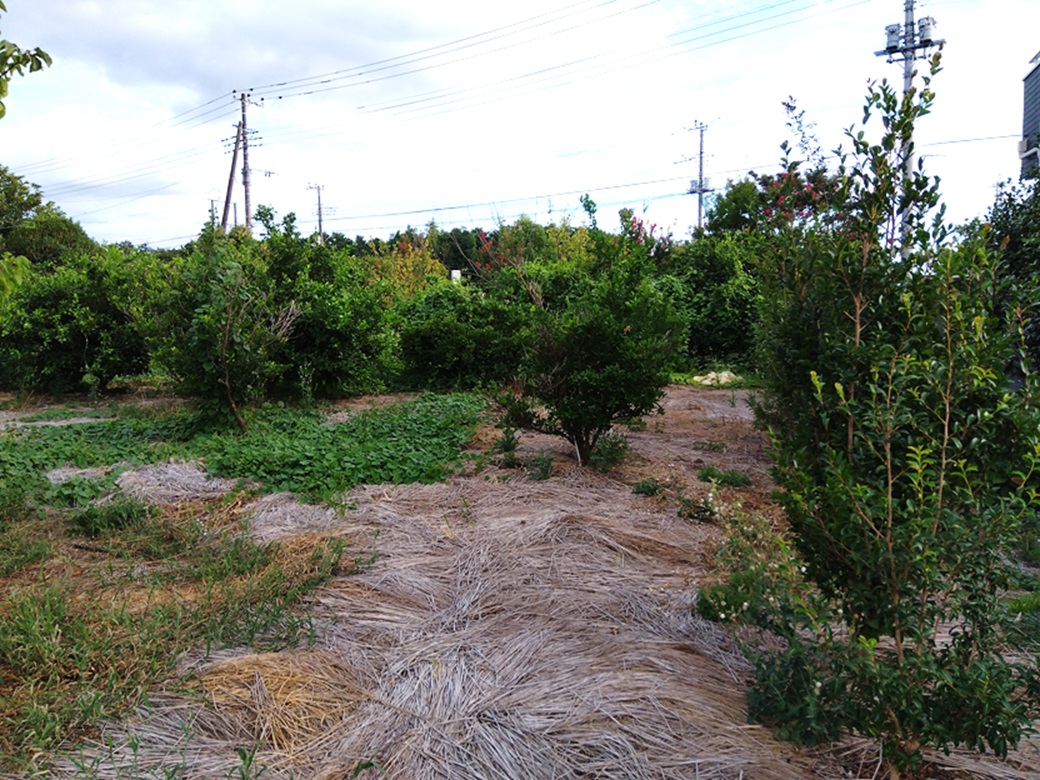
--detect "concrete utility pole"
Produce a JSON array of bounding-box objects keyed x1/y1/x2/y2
[
  {"x1": 874, "y1": 0, "x2": 944, "y2": 249},
  {"x1": 233, "y1": 90, "x2": 264, "y2": 233},
  {"x1": 687, "y1": 121, "x2": 712, "y2": 230},
  {"x1": 308, "y1": 184, "x2": 325, "y2": 245},
  {"x1": 221, "y1": 122, "x2": 243, "y2": 230},
  {"x1": 240, "y1": 92, "x2": 252, "y2": 233},
  {"x1": 875, "y1": 1, "x2": 944, "y2": 97}
]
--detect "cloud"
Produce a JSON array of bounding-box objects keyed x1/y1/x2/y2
[{"x1": 1, "y1": 0, "x2": 1035, "y2": 245}]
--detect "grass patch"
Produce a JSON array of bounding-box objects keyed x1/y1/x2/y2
[
  {"x1": 697, "y1": 465, "x2": 751, "y2": 487},
  {"x1": 0, "y1": 498, "x2": 346, "y2": 771},
  {"x1": 0, "y1": 392, "x2": 484, "y2": 771},
  {"x1": 0, "y1": 525, "x2": 52, "y2": 577}
]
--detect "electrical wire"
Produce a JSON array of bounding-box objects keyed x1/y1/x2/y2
[{"x1": 7, "y1": 0, "x2": 1015, "y2": 246}]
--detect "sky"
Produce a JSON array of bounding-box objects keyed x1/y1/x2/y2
[{"x1": 0, "y1": 0, "x2": 1036, "y2": 248}]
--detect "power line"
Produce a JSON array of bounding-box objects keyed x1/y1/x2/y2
[
  {"x1": 246, "y1": 0, "x2": 608, "y2": 95},
  {"x1": 249, "y1": 0, "x2": 661, "y2": 102},
  {"x1": 10, "y1": 0, "x2": 866, "y2": 204}
]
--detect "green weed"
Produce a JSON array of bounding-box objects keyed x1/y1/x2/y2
[
  {"x1": 588, "y1": 431, "x2": 629, "y2": 473},
  {"x1": 697, "y1": 465, "x2": 751, "y2": 488},
  {"x1": 526, "y1": 452, "x2": 553, "y2": 481},
  {"x1": 692, "y1": 440, "x2": 726, "y2": 453},
  {"x1": 677, "y1": 491, "x2": 719, "y2": 523},
  {"x1": 631, "y1": 478, "x2": 663, "y2": 496}
]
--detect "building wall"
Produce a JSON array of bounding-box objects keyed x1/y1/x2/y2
[{"x1": 1023, "y1": 56, "x2": 1040, "y2": 178}]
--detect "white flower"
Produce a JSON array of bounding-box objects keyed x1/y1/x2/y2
[
  {"x1": 719, "y1": 613, "x2": 726, "y2": 621},
  {"x1": 742, "y1": 602, "x2": 750, "y2": 611}
]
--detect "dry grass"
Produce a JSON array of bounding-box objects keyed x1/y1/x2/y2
[
  {"x1": 38, "y1": 388, "x2": 1040, "y2": 779},
  {"x1": 49, "y1": 472, "x2": 812, "y2": 779},
  {"x1": 115, "y1": 460, "x2": 246, "y2": 504},
  {"x1": 198, "y1": 650, "x2": 367, "y2": 757}
]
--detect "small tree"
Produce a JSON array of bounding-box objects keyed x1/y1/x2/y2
[
  {"x1": 752, "y1": 59, "x2": 1040, "y2": 776},
  {"x1": 149, "y1": 225, "x2": 295, "y2": 430},
  {"x1": 502, "y1": 216, "x2": 685, "y2": 465}
]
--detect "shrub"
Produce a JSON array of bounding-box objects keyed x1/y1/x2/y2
[
  {"x1": 150, "y1": 219, "x2": 396, "y2": 420},
  {"x1": 276, "y1": 272, "x2": 396, "y2": 400},
  {"x1": 1, "y1": 205, "x2": 97, "y2": 268},
  {"x1": 752, "y1": 59, "x2": 1040, "y2": 773},
  {"x1": 148, "y1": 227, "x2": 292, "y2": 428},
  {"x1": 502, "y1": 234, "x2": 685, "y2": 466},
  {"x1": 0, "y1": 248, "x2": 150, "y2": 394},
  {"x1": 984, "y1": 175, "x2": 1040, "y2": 373},
  {"x1": 396, "y1": 280, "x2": 527, "y2": 390},
  {"x1": 664, "y1": 234, "x2": 761, "y2": 367}
]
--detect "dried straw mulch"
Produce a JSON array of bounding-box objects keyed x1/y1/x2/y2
[{"x1": 47, "y1": 441, "x2": 1040, "y2": 779}]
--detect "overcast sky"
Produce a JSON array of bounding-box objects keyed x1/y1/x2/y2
[{"x1": 0, "y1": 0, "x2": 1035, "y2": 247}]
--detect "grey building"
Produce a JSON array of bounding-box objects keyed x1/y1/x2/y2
[{"x1": 1022, "y1": 51, "x2": 1040, "y2": 178}]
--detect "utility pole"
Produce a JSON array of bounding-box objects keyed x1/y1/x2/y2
[
  {"x1": 874, "y1": 1, "x2": 944, "y2": 97},
  {"x1": 687, "y1": 121, "x2": 712, "y2": 230},
  {"x1": 233, "y1": 90, "x2": 264, "y2": 233},
  {"x1": 221, "y1": 122, "x2": 243, "y2": 230},
  {"x1": 240, "y1": 92, "x2": 252, "y2": 233},
  {"x1": 308, "y1": 184, "x2": 325, "y2": 245},
  {"x1": 874, "y1": 1, "x2": 945, "y2": 248}
]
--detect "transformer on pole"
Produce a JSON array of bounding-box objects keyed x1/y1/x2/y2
[
  {"x1": 687, "y1": 121, "x2": 712, "y2": 230},
  {"x1": 873, "y1": 0, "x2": 945, "y2": 251},
  {"x1": 874, "y1": 0, "x2": 945, "y2": 97}
]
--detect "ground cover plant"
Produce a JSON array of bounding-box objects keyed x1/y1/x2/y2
[
  {"x1": 198, "y1": 393, "x2": 486, "y2": 499},
  {"x1": 0, "y1": 393, "x2": 484, "y2": 503},
  {"x1": 0, "y1": 392, "x2": 484, "y2": 772}
]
